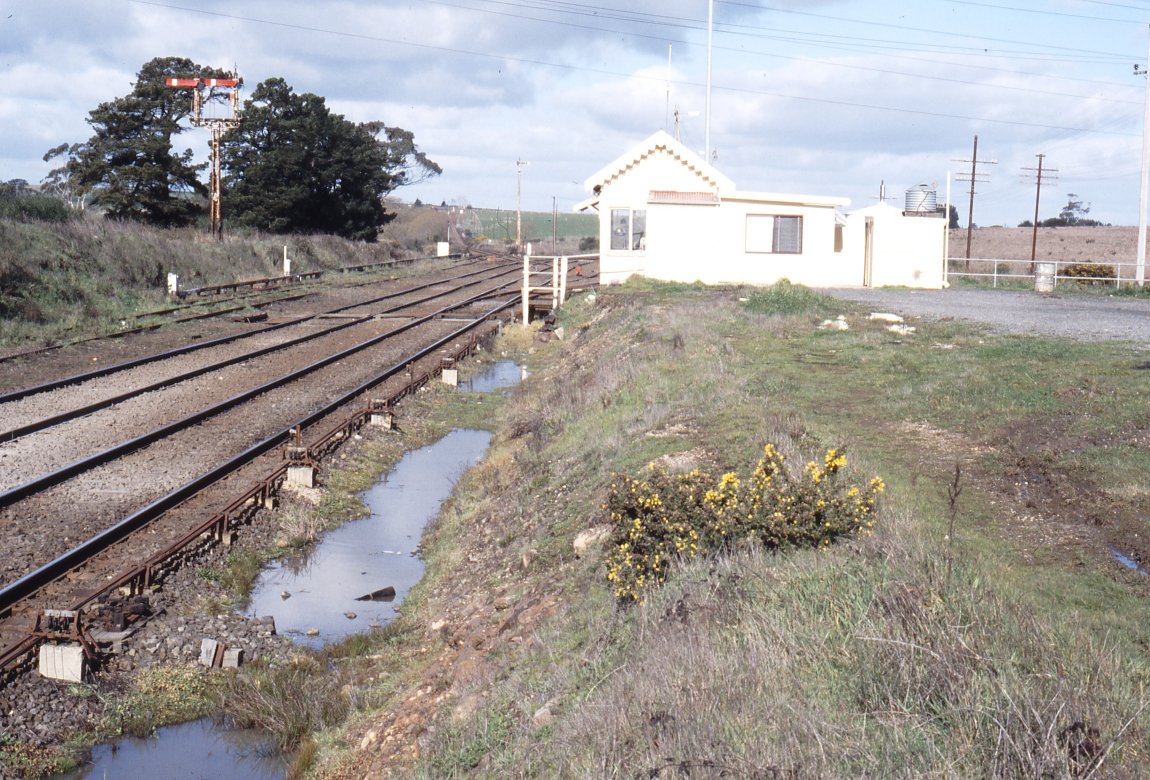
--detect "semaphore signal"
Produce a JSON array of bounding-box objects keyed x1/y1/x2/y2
[{"x1": 165, "y1": 73, "x2": 243, "y2": 240}]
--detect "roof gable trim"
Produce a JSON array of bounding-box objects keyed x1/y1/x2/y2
[{"x1": 585, "y1": 130, "x2": 735, "y2": 193}]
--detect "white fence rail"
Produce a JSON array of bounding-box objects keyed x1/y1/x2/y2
[
  {"x1": 521, "y1": 252, "x2": 598, "y2": 325},
  {"x1": 947, "y1": 257, "x2": 1146, "y2": 289}
]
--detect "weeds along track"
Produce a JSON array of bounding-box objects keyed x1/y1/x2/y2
[{"x1": 0, "y1": 259, "x2": 527, "y2": 678}]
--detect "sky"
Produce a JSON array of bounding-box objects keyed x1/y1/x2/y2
[{"x1": 4, "y1": 0, "x2": 1150, "y2": 228}]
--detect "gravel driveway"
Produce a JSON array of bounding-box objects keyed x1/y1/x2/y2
[{"x1": 817, "y1": 286, "x2": 1150, "y2": 344}]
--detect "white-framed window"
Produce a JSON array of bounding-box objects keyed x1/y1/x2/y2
[
  {"x1": 745, "y1": 214, "x2": 803, "y2": 254},
  {"x1": 610, "y1": 208, "x2": 646, "y2": 251}
]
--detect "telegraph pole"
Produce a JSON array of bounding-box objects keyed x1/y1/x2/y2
[
  {"x1": 1022, "y1": 153, "x2": 1059, "y2": 271},
  {"x1": 953, "y1": 135, "x2": 996, "y2": 261}
]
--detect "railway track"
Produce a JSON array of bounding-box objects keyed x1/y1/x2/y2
[
  {"x1": 0, "y1": 251, "x2": 447, "y2": 367},
  {"x1": 0, "y1": 258, "x2": 518, "y2": 442},
  {"x1": 0, "y1": 255, "x2": 537, "y2": 681}
]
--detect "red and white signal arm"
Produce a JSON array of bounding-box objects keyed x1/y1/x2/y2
[{"x1": 165, "y1": 78, "x2": 241, "y2": 88}]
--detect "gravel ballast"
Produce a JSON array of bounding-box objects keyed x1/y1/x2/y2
[{"x1": 818, "y1": 286, "x2": 1150, "y2": 344}]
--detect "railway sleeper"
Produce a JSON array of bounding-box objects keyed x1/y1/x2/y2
[{"x1": 0, "y1": 313, "x2": 511, "y2": 685}]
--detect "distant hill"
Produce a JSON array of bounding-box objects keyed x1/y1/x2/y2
[{"x1": 470, "y1": 208, "x2": 596, "y2": 243}]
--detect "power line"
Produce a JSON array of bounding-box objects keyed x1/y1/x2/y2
[
  {"x1": 128, "y1": 0, "x2": 1146, "y2": 139},
  {"x1": 126, "y1": 0, "x2": 1147, "y2": 102},
  {"x1": 941, "y1": 0, "x2": 1150, "y2": 25},
  {"x1": 412, "y1": 0, "x2": 1150, "y2": 104},
  {"x1": 721, "y1": 0, "x2": 1137, "y2": 60}
]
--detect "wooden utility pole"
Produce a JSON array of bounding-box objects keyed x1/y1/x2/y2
[
  {"x1": 953, "y1": 135, "x2": 996, "y2": 261},
  {"x1": 1022, "y1": 153, "x2": 1059, "y2": 271}
]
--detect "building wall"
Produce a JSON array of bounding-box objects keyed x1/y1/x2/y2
[
  {"x1": 842, "y1": 205, "x2": 946, "y2": 289},
  {"x1": 640, "y1": 200, "x2": 851, "y2": 286},
  {"x1": 592, "y1": 136, "x2": 945, "y2": 289},
  {"x1": 598, "y1": 149, "x2": 723, "y2": 284}
]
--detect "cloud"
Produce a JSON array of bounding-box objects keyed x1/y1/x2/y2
[{"x1": 2, "y1": 0, "x2": 1148, "y2": 228}]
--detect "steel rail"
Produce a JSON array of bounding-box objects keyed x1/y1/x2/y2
[
  {"x1": 0, "y1": 296, "x2": 515, "y2": 618},
  {"x1": 0, "y1": 258, "x2": 514, "y2": 404},
  {"x1": 0, "y1": 263, "x2": 522, "y2": 443},
  {"x1": 0, "y1": 307, "x2": 513, "y2": 681},
  {"x1": 0, "y1": 279, "x2": 518, "y2": 509},
  {"x1": 0, "y1": 290, "x2": 312, "y2": 368}
]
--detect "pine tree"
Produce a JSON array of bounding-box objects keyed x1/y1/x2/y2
[
  {"x1": 56, "y1": 57, "x2": 226, "y2": 227},
  {"x1": 222, "y1": 79, "x2": 438, "y2": 242}
]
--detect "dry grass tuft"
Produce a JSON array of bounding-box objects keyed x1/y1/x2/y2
[{"x1": 215, "y1": 657, "x2": 350, "y2": 751}]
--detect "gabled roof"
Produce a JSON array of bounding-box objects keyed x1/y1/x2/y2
[{"x1": 583, "y1": 129, "x2": 735, "y2": 194}]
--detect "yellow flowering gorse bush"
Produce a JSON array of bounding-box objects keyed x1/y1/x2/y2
[{"x1": 605, "y1": 444, "x2": 883, "y2": 601}]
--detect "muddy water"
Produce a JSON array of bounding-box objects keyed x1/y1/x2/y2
[
  {"x1": 54, "y1": 361, "x2": 516, "y2": 778},
  {"x1": 58, "y1": 719, "x2": 286, "y2": 779},
  {"x1": 458, "y1": 359, "x2": 523, "y2": 392},
  {"x1": 244, "y1": 428, "x2": 492, "y2": 648},
  {"x1": 241, "y1": 360, "x2": 516, "y2": 646},
  {"x1": 1110, "y1": 546, "x2": 1148, "y2": 576}
]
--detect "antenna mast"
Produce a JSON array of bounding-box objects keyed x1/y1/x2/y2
[{"x1": 1135, "y1": 27, "x2": 1150, "y2": 286}]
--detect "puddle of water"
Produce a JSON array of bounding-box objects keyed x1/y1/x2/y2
[
  {"x1": 54, "y1": 363, "x2": 518, "y2": 779},
  {"x1": 245, "y1": 429, "x2": 493, "y2": 648},
  {"x1": 458, "y1": 359, "x2": 523, "y2": 392},
  {"x1": 56, "y1": 719, "x2": 286, "y2": 780},
  {"x1": 1109, "y1": 546, "x2": 1148, "y2": 576}
]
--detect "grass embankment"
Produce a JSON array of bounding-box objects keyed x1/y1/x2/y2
[
  {"x1": 0, "y1": 209, "x2": 450, "y2": 348},
  {"x1": 292, "y1": 279, "x2": 1150, "y2": 778},
  {"x1": 11, "y1": 272, "x2": 1144, "y2": 776}
]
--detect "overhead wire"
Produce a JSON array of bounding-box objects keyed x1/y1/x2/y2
[
  {"x1": 721, "y1": 0, "x2": 1134, "y2": 61},
  {"x1": 942, "y1": 0, "x2": 1149, "y2": 24},
  {"x1": 429, "y1": 0, "x2": 1150, "y2": 195},
  {"x1": 128, "y1": 0, "x2": 1140, "y2": 140}
]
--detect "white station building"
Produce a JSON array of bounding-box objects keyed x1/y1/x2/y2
[{"x1": 577, "y1": 130, "x2": 946, "y2": 289}]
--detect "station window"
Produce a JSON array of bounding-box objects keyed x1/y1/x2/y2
[
  {"x1": 745, "y1": 214, "x2": 803, "y2": 254},
  {"x1": 610, "y1": 208, "x2": 646, "y2": 251}
]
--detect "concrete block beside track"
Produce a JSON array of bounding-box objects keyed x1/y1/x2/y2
[{"x1": 38, "y1": 644, "x2": 85, "y2": 682}]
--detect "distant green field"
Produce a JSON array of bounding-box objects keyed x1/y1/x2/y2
[{"x1": 471, "y1": 208, "x2": 596, "y2": 242}]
